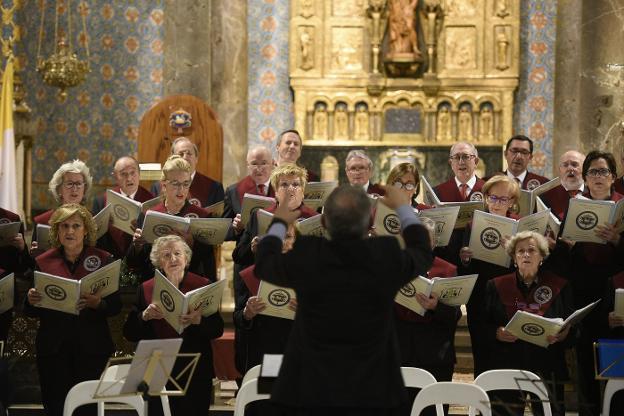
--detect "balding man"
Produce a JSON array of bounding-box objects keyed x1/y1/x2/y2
[
  {"x1": 540, "y1": 150, "x2": 586, "y2": 220},
  {"x1": 93, "y1": 156, "x2": 154, "y2": 258},
  {"x1": 152, "y1": 137, "x2": 225, "y2": 208}
]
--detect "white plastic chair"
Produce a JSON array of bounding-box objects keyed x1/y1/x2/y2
[
  {"x1": 63, "y1": 364, "x2": 171, "y2": 416},
  {"x1": 411, "y1": 382, "x2": 491, "y2": 416},
  {"x1": 234, "y1": 378, "x2": 271, "y2": 416},
  {"x1": 469, "y1": 369, "x2": 552, "y2": 416},
  {"x1": 241, "y1": 364, "x2": 262, "y2": 387},
  {"x1": 602, "y1": 379, "x2": 624, "y2": 416},
  {"x1": 400, "y1": 367, "x2": 443, "y2": 416}
]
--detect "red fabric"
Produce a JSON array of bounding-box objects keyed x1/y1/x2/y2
[
  {"x1": 613, "y1": 271, "x2": 624, "y2": 289},
  {"x1": 240, "y1": 265, "x2": 260, "y2": 296},
  {"x1": 493, "y1": 271, "x2": 567, "y2": 319},
  {"x1": 540, "y1": 184, "x2": 569, "y2": 220},
  {"x1": 106, "y1": 186, "x2": 154, "y2": 255},
  {"x1": 459, "y1": 183, "x2": 468, "y2": 201},
  {"x1": 34, "y1": 209, "x2": 55, "y2": 226},
  {"x1": 434, "y1": 178, "x2": 485, "y2": 202},
  {"x1": 150, "y1": 201, "x2": 208, "y2": 218},
  {"x1": 211, "y1": 329, "x2": 241, "y2": 380},
  {"x1": 36, "y1": 247, "x2": 110, "y2": 280}
]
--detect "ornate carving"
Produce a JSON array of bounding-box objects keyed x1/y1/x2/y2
[
  {"x1": 495, "y1": 0, "x2": 510, "y2": 18},
  {"x1": 334, "y1": 103, "x2": 349, "y2": 140},
  {"x1": 354, "y1": 103, "x2": 370, "y2": 140},
  {"x1": 299, "y1": 27, "x2": 315, "y2": 70},
  {"x1": 445, "y1": 27, "x2": 477, "y2": 69},
  {"x1": 387, "y1": 0, "x2": 421, "y2": 58},
  {"x1": 313, "y1": 103, "x2": 328, "y2": 140},
  {"x1": 300, "y1": 0, "x2": 315, "y2": 18},
  {"x1": 368, "y1": 0, "x2": 387, "y2": 75},
  {"x1": 458, "y1": 104, "x2": 474, "y2": 141},
  {"x1": 333, "y1": 0, "x2": 365, "y2": 17},
  {"x1": 478, "y1": 105, "x2": 494, "y2": 142},
  {"x1": 421, "y1": 0, "x2": 443, "y2": 75},
  {"x1": 446, "y1": 0, "x2": 477, "y2": 18},
  {"x1": 331, "y1": 28, "x2": 363, "y2": 71},
  {"x1": 496, "y1": 28, "x2": 510, "y2": 70},
  {"x1": 436, "y1": 105, "x2": 452, "y2": 141}
]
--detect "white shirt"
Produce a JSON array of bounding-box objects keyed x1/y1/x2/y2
[
  {"x1": 507, "y1": 170, "x2": 527, "y2": 184},
  {"x1": 121, "y1": 189, "x2": 137, "y2": 200},
  {"x1": 454, "y1": 175, "x2": 477, "y2": 194}
]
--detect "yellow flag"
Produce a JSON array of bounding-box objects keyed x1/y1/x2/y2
[{"x1": 0, "y1": 57, "x2": 17, "y2": 211}]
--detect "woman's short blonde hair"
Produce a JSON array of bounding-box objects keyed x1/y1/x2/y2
[
  {"x1": 270, "y1": 163, "x2": 308, "y2": 191},
  {"x1": 150, "y1": 235, "x2": 193, "y2": 270},
  {"x1": 482, "y1": 174, "x2": 520, "y2": 213},
  {"x1": 48, "y1": 203, "x2": 97, "y2": 248},
  {"x1": 48, "y1": 160, "x2": 93, "y2": 203},
  {"x1": 160, "y1": 155, "x2": 192, "y2": 181},
  {"x1": 505, "y1": 230, "x2": 549, "y2": 259}
]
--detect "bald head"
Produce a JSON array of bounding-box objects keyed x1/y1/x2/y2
[
  {"x1": 247, "y1": 145, "x2": 274, "y2": 185},
  {"x1": 558, "y1": 150, "x2": 585, "y2": 190},
  {"x1": 113, "y1": 156, "x2": 140, "y2": 195}
]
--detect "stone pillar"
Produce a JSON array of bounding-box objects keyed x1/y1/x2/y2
[
  {"x1": 553, "y1": 0, "x2": 582, "y2": 172},
  {"x1": 163, "y1": 0, "x2": 248, "y2": 186}
]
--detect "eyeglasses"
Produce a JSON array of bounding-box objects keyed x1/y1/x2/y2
[
  {"x1": 560, "y1": 161, "x2": 581, "y2": 169},
  {"x1": 248, "y1": 162, "x2": 271, "y2": 169},
  {"x1": 347, "y1": 165, "x2": 370, "y2": 173},
  {"x1": 449, "y1": 154, "x2": 476, "y2": 162},
  {"x1": 392, "y1": 181, "x2": 416, "y2": 191},
  {"x1": 176, "y1": 150, "x2": 195, "y2": 157},
  {"x1": 586, "y1": 168, "x2": 612, "y2": 178},
  {"x1": 62, "y1": 181, "x2": 85, "y2": 189},
  {"x1": 278, "y1": 181, "x2": 302, "y2": 190},
  {"x1": 516, "y1": 247, "x2": 538, "y2": 257},
  {"x1": 486, "y1": 195, "x2": 512, "y2": 205},
  {"x1": 508, "y1": 148, "x2": 531, "y2": 156},
  {"x1": 167, "y1": 180, "x2": 192, "y2": 189}
]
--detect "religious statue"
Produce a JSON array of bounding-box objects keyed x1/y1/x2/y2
[
  {"x1": 313, "y1": 103, "x2": 328, "y2": 140},
  {"x1": 496, "y1": 30, "x2": 510, "y2": 70},
  {"x1": 334, "y1": 104, "x2": 349, "y2": 140},
  {"x1": 458, "y1": 105, "x2": 474, "y2": 141},
  {"x1": 495, "y1": 0, "x2": 510, "y2": 17},
  {"x1": 354, "y1": 104, "x2": 370, "y2": 140},
  {"x1": 386, "y1": 0, "x2": 422, "y2": 60},
  {"x1": 300, "y1": 27, "x2": 314, "y2": 71},
  {"x1": 478, "y1": 105, "x2": 494, "y2": 142},
  {"x1": 436, "y1": 105, "x2": 452, "y2": 141}
]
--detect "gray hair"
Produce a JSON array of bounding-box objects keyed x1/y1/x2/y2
[
  {"x1": 48, "y1": 159, "x2": 93, "y2": 203},
  {"x1": 323, "y1": 185, "x2": 371, "y2": 240},
  {"x1": 171, "y1": 137, "x2": 199, "y2": 156},
  {"x1": 449, "y1": 142, "x2": 479, "y2": 159},
  {"x1": 345, "y1": 149, "x2": 373, "y2": 170},
  {"x1": 505, "y1": 230, "x2": 549, "y2": 259},
  {"x1": 247, "y1": 145, "x2": 272, "y2": 161},
  {"x1": 150, "y1": 235, "x2": 193, "y2": 270}
]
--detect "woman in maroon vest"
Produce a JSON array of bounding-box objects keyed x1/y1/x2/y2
[
  {"x1": 232, "y1": 163, "x2": 318, "y2": 377},
  {"x1": 127, "y1": 155, "x2": 216, "y2": 282},
  {"x1": 123, "y1": 235, "x2": 224, "y2": 416},
  {"x1": 483, "y1": 231, "x2": 574, "y2": 416},
  {"x1": 458, "y1": 175, "x2": 520, "y2": 376},
  {"x1": 24, "y1": 203, "x2": 121, "y2": 416},
  {"x1": 558, "y1": 150, "x2": 624, "y2": 416}
]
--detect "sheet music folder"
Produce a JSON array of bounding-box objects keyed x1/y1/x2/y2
[{"x1": 94, "y1": 338, "x2": 200, "y2": 400}]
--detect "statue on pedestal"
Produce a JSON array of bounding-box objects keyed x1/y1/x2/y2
[
  {"x1": 299, "y1": 27, "x2": 314, "y2": 71},
  {"x1": 478, "y1": 105, "x2": 494, "y2": 142},
  {"x1": 313, "y1": 103, "x2": 328, "y2": 140},
  {"x1": 334, "y1": 104, "x2": 349, "y2": 140},
  {"x1": 384, "y1": 0, "x2": 423, "y2": 76},
  {"x1": 458, "y1": 104, "x2": 474, "y2": 142},
  {"x1": 496, "y1": 30, "x2": 510, "y2": 70},
  {"x1": 436, "y1": 105, "x2": 451, "y2": 141}
]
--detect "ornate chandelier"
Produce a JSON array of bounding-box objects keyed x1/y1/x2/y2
[{"x1": 36, "y1": 0, "x2": 90, "y2": 99}]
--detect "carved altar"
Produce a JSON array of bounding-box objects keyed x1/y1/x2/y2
[{"x1": 289, "y1": 0, "x2": 519, "y2": 149}]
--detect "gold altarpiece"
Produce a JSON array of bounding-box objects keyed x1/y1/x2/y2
[{"x1": 290, "y1": 0, "x2": 519, "y2": 148}]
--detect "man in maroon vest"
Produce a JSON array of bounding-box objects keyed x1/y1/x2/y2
[
  {"x1": 152, "y1": 137, "x2": 225, "y2": 208},
  {"x1": 225, "y1": 145, "x2": 276, "y2": 236},
  {"x1": 503, "y1": 135, "x2": 549, "y2": 190},
  {"x1": 93, "y1": 156, "x2": 154, "y2": 258},
  {"x1": 276, "y1": 129, "x2": 319, "y2": 182},
  {"x1": 345, "y1": 149, "x2": 385, "y2": 196},
  {"x1": 540, "y1": 150, "x2": 585, "y2": 220}
]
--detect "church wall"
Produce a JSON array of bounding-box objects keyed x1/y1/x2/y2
[{"x1": 18, "y1": 2, "x2": 164, "y2": 211}]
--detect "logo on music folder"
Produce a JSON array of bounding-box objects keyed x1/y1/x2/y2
[
  {"x1": 83, "y1": 255, "x2": 101, "y2": 271},
  {"x1": 189, "y1": 198, "x2": 201, "y2": 207},
  {"x1": 268, "y1": 289, "x2": 290, "y2": 307},
  {"x1": 45, "y1": 284, "x2": 67, "y2": 301},
  {"x1": 153, "y1": 224, "x2": 173, "y2": 237},
  {"x1": 576, "y1": 211, "x2": 598, "y2": 230},
  {"x1": 160, "y1": 290, "x2": 175, "y2": 312},
  {"x1": 480, "y1": 227, "x2": 501, "y2": 249},
  {"x1": 196, "y1": 228, "x2": 216, "y2": 241},
  {"x1": 383, "y1": 214, "x2": 401, "y2": 235},
  {"x1": 113, "y1": 204, "x2": 130, "y2": 221},
  {"x1": 527, "y1": 179, "x2": 541, "y2": 190},
  {"x1": 399, "y1": 282, "x2": 416, "y2": 298},
  {"x1": 534, "y1": 286, "x2": 553, "y2": 304},
  {"x1": 470, "y1": 192, "x2": 483, "y2": 202},
  {"x1": 521, "y1": 322, "x2": 545, "y2": 336},
  {"x1": 440, "y1": 287, "x2": 462, "y2": 299}
]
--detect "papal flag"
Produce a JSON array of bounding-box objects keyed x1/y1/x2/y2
[{"x1": 0, "y1": 57, "x2": 16, "y2": 212}]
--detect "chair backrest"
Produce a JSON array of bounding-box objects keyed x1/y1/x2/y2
[
  {"x1": 401, "y1": 367, "x2": 443, "y2": 416},
  {"x1": 234, "y1": 378, "x2": 271, "y2": 416},
  {"x1": 63, "y1": 380, "x2": 145, "y2": 416},
  {"x1": 411, "y1": 382, "x2": 491, "y2": 416},
  {"x1": 241, "y1": 365, "x2": 262, "y2": 387},
  {"x1": 470, "y1": 369, "x2": 552, "y2": 416},
  {"x1": 602, "y1": 379, "x2": 624, "y2": 416}
]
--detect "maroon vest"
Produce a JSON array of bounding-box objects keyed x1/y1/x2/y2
[
  {"x1": 395, "y1": 257, "x2": 458, "y2": 323},
  {"x1": 236, "y1": 176, "x2": 275, "y2": 206},
  {"x1": 540, "y1": 184, "x2": 570, "y2": 221},
  {"x1": 34, "y1": 209, "x2": 55, "y2": 226},
  {"x1": 142, "y1": 271, "x2": 210, "y2": 338},
  {"x1": 188, "y1": 172, "x2": 218, "y2": 207},
  {"x1": 434, "y1": 178, "x2": 485, "y2": 202},
  {"x1": 106, "y1": 186, "x2": 154, "y2": 255},
  {"x1": 36, "y1": 246, "x2": 111, "y2": 280},
  {"x1": 240, "y1": 264, "x2": 260, "y2": 296},
  {"x1": 612, "y1": 271, "x2": 624, "y2": 289},
  {"x1": 150, "y1": 201, "x2": 208, "y2": 219},
  {"x1": 0, "y1": 208, "x2": 20, "y2": 224},
  {"x1": 493, "y1": 271, "x2": 567, "y2": 319},
  {"x1": 265, "y1": 203, "x2": 319, "y2": 219}
]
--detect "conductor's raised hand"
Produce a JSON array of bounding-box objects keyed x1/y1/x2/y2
[
  {"x1": 273, "y1": 202, "x2": 300, "y2": 225},
  {"x1": 379, "y1": 184, "x2": 411, "y2": 209}
]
